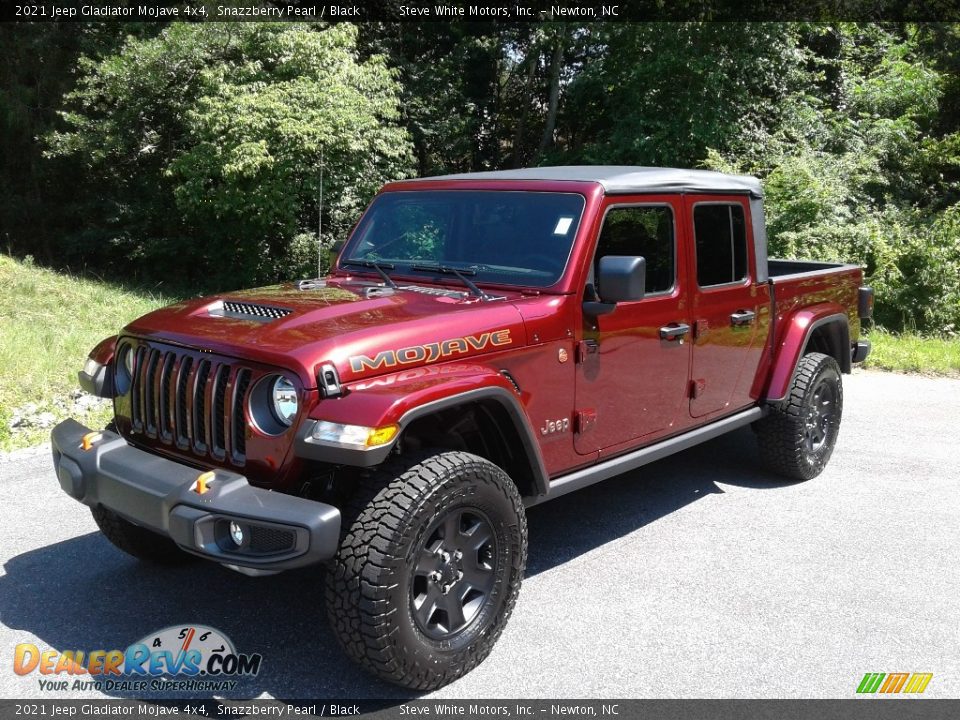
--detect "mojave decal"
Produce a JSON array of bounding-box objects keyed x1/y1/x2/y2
[{"x1": 349, "y1": 329, "x2": 512, "y2": 374}]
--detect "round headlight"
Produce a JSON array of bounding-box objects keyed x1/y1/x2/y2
[
  {"x1": 123, "y1": 346, "x2": 135, "y2": 377},
  {"x1": 271, "y1": 377, "x2": 298, "y2": 426}
]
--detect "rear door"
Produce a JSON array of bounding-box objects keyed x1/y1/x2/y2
[
  {"x1": 574, "y1": 196, "x2": 691, "y2": 455},
  {"x1": 685, "y1": 196, "x2": 767, "y2": 418}
]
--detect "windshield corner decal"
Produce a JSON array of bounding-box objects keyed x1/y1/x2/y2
[{"x1": 350, "y1": 329, "x2": 512, "y2": 374}]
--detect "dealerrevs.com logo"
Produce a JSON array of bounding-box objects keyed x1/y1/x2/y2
[{"x1": 14, "y1": 625, "x2": 262, "y2": 693}]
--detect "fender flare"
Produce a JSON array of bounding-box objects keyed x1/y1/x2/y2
[
  {"x1": 295, "y1": 384, "x2": 550, "y2": 497},
  {"x1": 391, "y1": 386, "x2": 550, "y2": 496},
  {"x1": 79, "y1": 335, "x2": 118, "y2": 399},
  {"x1": 764, "y1": 307, "x2": 851, "y2": 402}
]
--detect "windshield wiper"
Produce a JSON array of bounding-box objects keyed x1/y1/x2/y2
[
  {"x1": 341, "y1": 259, "x2": 398, "y2": 289},
  {"x1": 410, "y1": 263, "x2": 489, "y2": 299}
]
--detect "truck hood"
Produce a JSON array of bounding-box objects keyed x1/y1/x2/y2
[{"x1": 123, "y1": 278, "x2": 529, "y2": 388}]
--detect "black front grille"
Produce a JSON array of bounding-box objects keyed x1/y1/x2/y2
[
  {"x1": 232, "y1": 370, "x2": 252, "y2": 460},
  {"x1": 175, "y1": 356, "x2": 193, "y2": 447},
  {"x1": 127, "y1": 344, "x2": 252, "y2": 466},
  {"x1": 192, "y1": 360, "x2": 211, "y2": 454},
  {"x1": 219, "y1": 301, "x2": 292, "y2": 320},
  {"x1": 211, "y1": 365, "x2": 230, "y2": 460}
]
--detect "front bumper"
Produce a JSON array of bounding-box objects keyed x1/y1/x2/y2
[{"x1": 51, "y1": 419, "x2": 340, "y2": 574}]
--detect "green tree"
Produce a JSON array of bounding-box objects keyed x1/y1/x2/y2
[
  {"x1": 707, "y1": 24, "x2": 960, "y2": 333},
  {"x1": 554, "y1": 23, "x2": 804, "y2": 167},
  {"x1": 359, "y1": 22, "x2": 517, "y2": 174},
  {"x1": 48, "y1": 23, "x2": 413, "y2": 289},
  {"x1": 0, "y1": 23, "x2": 156, "y2": 264}
]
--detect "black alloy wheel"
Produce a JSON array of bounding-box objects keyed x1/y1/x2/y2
[{"x1": 410, "y1": 506, "x2": 499, "y2": 640}]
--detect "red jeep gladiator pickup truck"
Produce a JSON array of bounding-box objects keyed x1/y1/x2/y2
[{"x1": 52, "y1": 166, "x2": 872, "y2": 689}]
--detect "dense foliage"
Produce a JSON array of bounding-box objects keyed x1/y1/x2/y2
[
  {"x1": 1, "y1": 21, "x2": 958, "y2": 331},
  {"x1": 26, "y1": 23, "x2": 411, "y2": 288}
]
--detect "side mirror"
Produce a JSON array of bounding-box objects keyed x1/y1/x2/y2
[{"x1": 583, "y1": 256, "x2": 646, "y2": 316}]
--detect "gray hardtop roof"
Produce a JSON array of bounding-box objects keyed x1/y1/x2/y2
[{"x1": 409, "y1": 165, "x2": 763, "y2": 198}]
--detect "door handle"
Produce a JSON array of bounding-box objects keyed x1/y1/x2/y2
[
  {"x1": 730, "y1": 310, "x2": 756, "y2": 327},
  {"x1": 659, "y1": 323, "x2": 690, "y2": 342}
]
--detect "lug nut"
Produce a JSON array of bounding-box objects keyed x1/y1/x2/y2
[
  {"x1": 453, "y1": 550, "x2": 463, "y2": 561},
  {"x1": 429, "y1": 571, "x2": 441, "y2": 582}
]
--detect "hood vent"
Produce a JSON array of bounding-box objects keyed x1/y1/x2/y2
[
  {"x1": 297, "y1": 278, "x2": 327, "y2": 291},
  {"x1": 208, "y1": 300, "x2": 293, "y2": 321}
]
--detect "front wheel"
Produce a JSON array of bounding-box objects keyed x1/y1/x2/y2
[
  {"x1": 325, "y1": 450, "x2": 527, "y2": 690},
  {"x1": 754, "y1": 352, "x2": 844, "y2": 481},
  {"x1": 91, "y1": 505, "x2": 196, "y2": 565}
]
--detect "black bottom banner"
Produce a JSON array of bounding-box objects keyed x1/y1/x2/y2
[{"x1": 1, "y1": 699, "x2": 958, "y2": 720}]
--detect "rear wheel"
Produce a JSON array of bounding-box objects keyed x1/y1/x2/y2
[
  {"x1": 754, "y1": 352, "x2": 843, "y2": 481},
  {"x1": 325, "y1": 450, "x2": 527, "y2": 690},
  {"x1": 91, "y1": 505, "x2": 195, "y2": 565}
]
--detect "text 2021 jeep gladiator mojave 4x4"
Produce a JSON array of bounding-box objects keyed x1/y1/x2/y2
[{"x1": 52, "y1": 166, "x2": 873, "y2": 689}]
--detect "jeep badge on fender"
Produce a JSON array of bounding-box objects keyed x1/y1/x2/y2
[
  {"x1": 52, "y1": 167, "x2": 871, "y2": 690},
  {"x1": 541, "y1": 418, "x2": 571, "y2": 435}
]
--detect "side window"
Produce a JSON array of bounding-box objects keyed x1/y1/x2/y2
[
  {"x1": 595, "y1": 206, "x2": 675, "y2": 295},
  {"x1": 693, "y1": 203, "x2": 748, "y2": 287}
]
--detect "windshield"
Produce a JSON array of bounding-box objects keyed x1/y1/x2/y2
[{"x1": 340, "y1": 190, "x2": 586, "y2": 288}]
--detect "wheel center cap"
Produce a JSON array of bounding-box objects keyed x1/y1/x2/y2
[{"x1": 440, "y1": 559, "x2": 460, "y2": 585}]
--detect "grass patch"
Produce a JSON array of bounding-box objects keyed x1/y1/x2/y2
[
  {"x1": 1, "y1": 254, "x2": 957, "y2": 452},
  {"x1": 0, "y1": 255, "x2": 176, "y2": 452},
  {"x1": 863, "y1": 327, "x2": 960, "y2": 376}
]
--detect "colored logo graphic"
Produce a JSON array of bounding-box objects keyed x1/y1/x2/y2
[
  {"x1": 857, "y1": 672, "x2": 933, "y2": 695},
  {"x1": 14, "y1": 625, "x2": 261, "y2": 693}
]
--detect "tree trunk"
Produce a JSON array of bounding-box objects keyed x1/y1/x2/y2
[
  {"x1": 511, "y1": 41, "x2": 538, "y2": 168},
  {"x1": 536, "y1": 27, "x2": 566, "y2": 162}
]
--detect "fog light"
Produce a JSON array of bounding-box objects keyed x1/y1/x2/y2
[{"x1": 229, "y1": 521, "x2": 245, "y2": 547}]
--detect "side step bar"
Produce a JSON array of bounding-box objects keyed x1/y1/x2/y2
[{"x1": 525, "y1": 406, "x2": 766, "y2": 507}]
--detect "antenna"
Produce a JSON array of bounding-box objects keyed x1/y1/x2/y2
[{"x1": 317, "y1": 151, "x2": 324, "y2": 278}]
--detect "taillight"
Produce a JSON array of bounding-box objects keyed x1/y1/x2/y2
[{"x1": 858, "y1": 286, "x2": 874, "y2": 320}]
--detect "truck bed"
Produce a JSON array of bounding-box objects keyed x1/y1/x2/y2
[
  {"x1": 765, "y1": 258, "x2": 864, "y2": 381},
  {"x1": 768, "y1": 258, "x2": 855, "y2": 279}
]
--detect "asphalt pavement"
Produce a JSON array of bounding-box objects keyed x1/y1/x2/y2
[{"x1": 1, "y1": 369, "x2": 957, "y2": 701}]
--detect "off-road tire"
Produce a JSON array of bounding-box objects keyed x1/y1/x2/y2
[
  {"x1": 754, "y1": 352, "x2": 843, "y2": 481},
  {"x1": 91, "y1": 505, "x2": 195, "y2": 565},
  {"x1": 325, "y1": 450, "x2": 527, "y2": 690}
]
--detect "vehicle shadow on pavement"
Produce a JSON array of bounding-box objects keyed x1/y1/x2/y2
[
  {"x1": 0, "y1": 531, "x2": 410, "y2": 701},
  {"x1": 1, "y1": 428, "x2": 792, "y2": 701},
  {"x1": 524, "y1": 427, "x2": 798, "y2": 576}
]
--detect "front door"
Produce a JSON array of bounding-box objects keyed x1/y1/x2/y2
[
  {"x1": 575, "y1": 197, "x2": 691, "y2": 455},
  {"x1": 685, "y1": 196, "x2": 766, "y2": 418}
]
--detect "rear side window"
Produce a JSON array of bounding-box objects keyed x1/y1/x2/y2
[
  {"x1": 693, "y1": 204, "x2": 748, "y2": 287},
  {"x1": 595, "y1": 206, "x2": 674, "y2": 294}
]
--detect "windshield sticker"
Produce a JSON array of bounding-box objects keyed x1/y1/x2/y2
[
  {"x1": 553, "y1": 217, "x2": 574, "y2": 235},
  {"x1": 350, "y1": 329, "x2": 512, "y2": 374}
]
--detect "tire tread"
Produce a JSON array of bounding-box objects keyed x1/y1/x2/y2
[
  {"x1": 324, "y1": 450, "x2": 527, "y2": 690},
  {"x1": 91, "y1": 505, "x2": 194, "y2": 565},
  {"x1": 754, "y1": 352, "x2": 843, "y2": 481}
]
